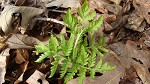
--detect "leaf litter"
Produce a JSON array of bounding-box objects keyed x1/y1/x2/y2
[{"x1": 0, "y1": 0, "x2": 150, "y2": 84}]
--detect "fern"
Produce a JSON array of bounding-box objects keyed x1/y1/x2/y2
[
  {"x1": 34, "y1": 0, "x2": 115, "y2": 84},
  {"x1": 49, "y1": 55, "x2": 61, "y2": 78},
  {"x1": 64, "y1": 63, "x2": 78, "y2": 83},
  {"x1": 78, "y1": 67, "x2": 86, "y2": 84},
  {"x1": 60, "y1": 58, "x2": 70, "y2": 78}
]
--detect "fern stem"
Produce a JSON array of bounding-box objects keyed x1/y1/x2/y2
[{"x1": 73, "y1": 26, "x2": 87, "y2": 59}]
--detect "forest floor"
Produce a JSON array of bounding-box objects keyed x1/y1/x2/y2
[{"x1": 0, "y1": 0, "x2": 150, "y2": 84}]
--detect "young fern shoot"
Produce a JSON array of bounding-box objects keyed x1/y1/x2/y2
[{"x1": 35, "y1": 0, "x2": 115, "y2": 84}]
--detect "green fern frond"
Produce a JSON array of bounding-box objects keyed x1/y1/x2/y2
[
  {"x1": 60, "y1": 58, "x2": 70, "y2": 78},
  {"x1": 35, "y1": 0, "x2": 114, "y2": 84},
  {"x1": 97, "y1": 63, "x2": 115, "y2": 73},
  {"x1": 88, "y1": 16, "x2": 103, "y2": 32},
  {"x1": 80, "y1": 45, "x2": 88, "y2": 65},
  {"x1": 35, "y1": 54, "x2": 47, "y2": 63},
  {"x1": 64, "y1": 34, "x2": 74, "y2": 56},
  {"x1": 35, "y1": 43, "x2": 49, "y2": 53},
  {"x1": 63, "y1": 9, "x2": 78, "y2": 31},
  {"x1": 49, "y1": 55, "x2": 61, "y2": 78},
  {"x1": 74, "y1": 27, "x2": 88, "y2": 47},
  {"x1": 89, "y1": 69, "x2": 95, "y2": 79},
  {"x1": 78, "y1": 67, "x2": 86, "y2": 84},
  {"x1": 88, "y1": 50, "x2": 96, "y2": 68},
  {"x1": 81, "y1": 11, "x2": 96, "y2": 24},
  {"x1": 64, "y1": 64, "x2": 78, "y2": 83},
  {"x1": 98, "y1": 46, "x2": 109, "y2": 53},
  {"x1": 47, "y1": 35, "x2": 59, "y2": 52},
  {"x1": 95, "y1": 59, "x2": 103, "y2": 69},
  {"x1": 78, "y1": 0, "x2": 90, "y2": 18},
  {"x1": 98, "y1": 36, "x2": 106, "y2": 47}
]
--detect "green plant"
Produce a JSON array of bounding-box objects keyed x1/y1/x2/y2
[{"x1": 34, "y1": 0, "x2": 115, "y2": 84}]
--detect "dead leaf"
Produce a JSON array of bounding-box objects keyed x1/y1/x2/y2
[
  {"x1": 119, "y1": 66, "x2": 142, "y2": 84},
  {"x1": 132, "y1": 60, "x2": 150, "y2": 84},
  {"x1": 14, "y1": 49, "x2": 29, "y2": 64},
  {"x1": 126, "y1": 40, "x2": 150, "y2": 68},
  {"x1": 26, "y1": 70, "x2": 49, "y2": 84},
  {"x1": 0, "y1": 43, "x2": 8, "y2": 51},
  {"x1": 133, "y1": 0, "x2": 150, "y2": 24},
  {"x1": 105, "y1": 4, "x2": 122, "y2": 15},
  {"x1": 109, "y1": 0, "x2": 121, "y2": 5},
  {"x1": 45, "y1": 0, "x2": 81, "y2": 8},
  {"x1": 125, "y1": 12, "x2": 145, "y2": 32},
  {"x1": 6, "y1": 34, "x2": 41, "y2": 49},
  {"x1": 0, "y1": 55, "x2": 7, "y2": 84},
  {"x1": 0, "y1": 5, "x2": 43, "y2": 34},
  {"x1": 89, "y1": 0, "x2": 108, "y2": 13},
  {"x1": 14, "y1": 61, "x2": 28, "y2": 83},
  {"x1": 110, "y1": 41, "x2": 150, "y2": 69},
  {"x1": 0, "y1": 48, "x2": 10, "y2": 84}
]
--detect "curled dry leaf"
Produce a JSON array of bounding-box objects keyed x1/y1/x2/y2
[{"x1": 0, "y1": 5, "x2": 43, "y2": 34}]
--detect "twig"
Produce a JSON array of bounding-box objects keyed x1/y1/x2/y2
[{"x1": 34, "y1": 17, "x2": 66, "y2": 26}]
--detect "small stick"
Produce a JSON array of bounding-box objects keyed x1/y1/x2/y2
[{"x1": 34, "y1": 17, "x2": 66, "y2": 26}]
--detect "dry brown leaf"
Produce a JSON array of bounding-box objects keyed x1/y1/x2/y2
[
  {"x1": 109, "y1": 0, "x2": 121, "y2": 4},
  {"x1": 110, "y1": 40, "x2": 150, "y2": 67},
  {"x1": 14, "y1": 49, "x2": 29, "y2": 64},
  {"x1": 89, "y1": 0, "x2": 108, "y2": 13},
  {"x1": 132, "y1": 60, "x2": 150, "y2": 84},
  {"x1": 105, "y1": 4, "x2": 122, "y2": 15},
  {"x1": 0, "y1": 43, "x2": 8, "y2": 51},
  {"x1": 126, "y1": 40, "x2": 150, "y2": 68},
  {"x1": 0, "y1": 5, "x2": 43, "y2": 34},
  {"x1": 109, "y1": 40, "x2": 150, "y2": 84},
  {"x1": 26, "y1": 70, "x2": 49, "y2": 84},
  {"x1": 144, "y1": 28, "x2": 150, "y2": 47},
  {"x1": 133, "y1": 0, "x2": 150, "y2": 24},
  {"x1": 6, "y1": 34, "x2": 41, "y2": 49},
  {"x1": 125, "y1": 12, "x2": 145, "y2": 32},
  {"x1": 14, "y1": 61, "x2": 28, "y2": 83},
  {"x1": 45, "y1": 0, "x2": 81, "y2": 8}
]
